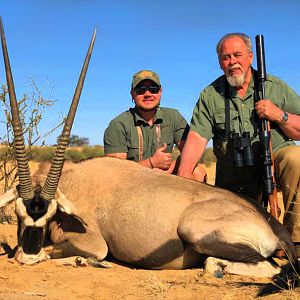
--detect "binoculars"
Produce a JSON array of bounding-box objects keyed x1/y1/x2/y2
[{"x1": 231, "y1": 132, "x2": 255, "y2": 167}]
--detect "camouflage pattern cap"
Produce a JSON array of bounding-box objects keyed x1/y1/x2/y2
[{"x1": 131, "y1": 70, "x2": 161, "y2": 89}]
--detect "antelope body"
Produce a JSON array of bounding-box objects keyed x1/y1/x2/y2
[
  {"x1": 51, "y1": 157, "x2": 295, "y2": 271},
  {"x1": 1, "y1": 157, "x2": 297, "y2": 278}
]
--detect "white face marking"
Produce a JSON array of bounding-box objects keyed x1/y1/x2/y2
[
  {"x1": 16, "y1": 198, "x2": 57, "y2": 226},
  {"x1": 15, "y1": 247, "x2": 50, "y2": 264},
  {"x1": 14, "y1": 198, "x2": 58, "y2": 264}
]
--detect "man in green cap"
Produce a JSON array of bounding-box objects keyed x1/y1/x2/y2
[{"x1": 104, "y1": 69, "x2": 206, "y2": 181}]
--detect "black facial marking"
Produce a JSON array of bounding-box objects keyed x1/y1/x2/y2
[
  {"x1": 24, "y1": 196, "x2": 50, "y2": 222},
  {"x1": 22, "y1": 226, "x2": 43, "y2": 254}
]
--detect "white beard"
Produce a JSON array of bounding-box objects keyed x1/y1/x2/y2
[{"x1": 226, "y1": 73, "x2": 245, "y2": 87}]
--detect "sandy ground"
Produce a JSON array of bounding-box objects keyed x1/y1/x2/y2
[{"x1": 0, "y1": 162, "x2": 299, "y2": 300}]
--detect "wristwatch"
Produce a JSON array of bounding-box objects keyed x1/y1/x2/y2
[{"x1": 279, "y1": 111, "x2": 288, "y2": 125}]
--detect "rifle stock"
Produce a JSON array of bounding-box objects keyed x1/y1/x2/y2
[{"x1": 255, "y1": 35, "x2": 280, "y2": 220}]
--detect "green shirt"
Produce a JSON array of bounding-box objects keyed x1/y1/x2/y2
[
  {"x1": 190, "y1": 71, "x2": 300, "y2": 197},
  {"x1": 104, "y1": 107, "x2": 189, "y2": 161},
  {"x1": 191, "y1": 72, "x2": 300, "y2": 156}
]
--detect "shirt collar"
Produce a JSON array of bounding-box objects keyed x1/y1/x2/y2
[{"x1": 132, "y1": 107, "x2": 163, "y2": 125}]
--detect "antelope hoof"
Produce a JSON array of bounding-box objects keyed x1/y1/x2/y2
[
  {"x1": 204, "y1": 257, "x2": 224, "y2": 278},
  {"x1": 86, "y1": 257, "x2": 112, "y2": 268}
]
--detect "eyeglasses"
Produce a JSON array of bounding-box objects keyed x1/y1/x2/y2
[{"x1": 134, "y1": 86, "x2": 160, "y2": 95}]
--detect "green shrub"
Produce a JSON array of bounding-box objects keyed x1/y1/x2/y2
[
  {"x1": 200, "y1": 148, "x2": 216, "y2": 167},
  {"x1": 31, "y1": 146, "x2": 55, "y2": 161},
  {"x1": 81, "y1": 145, "x2": 104, "y2": 160},
  {"x1": 170, "y1": 146, "x2": 216, "y2": 166},
  {"x1": 0, "y1": 146, "x2": 10, "y2": 160},
  {"x1": 65, "y1": 149, "x2": 84, "y2": 163}
]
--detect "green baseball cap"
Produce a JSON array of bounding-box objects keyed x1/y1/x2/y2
[{"x1": 131, "y1": 70, "x2": 161, "y2": 89}]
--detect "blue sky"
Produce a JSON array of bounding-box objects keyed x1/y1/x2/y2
[{"x1": 1, "y1": 0, "x2": 300, "y2": 146}]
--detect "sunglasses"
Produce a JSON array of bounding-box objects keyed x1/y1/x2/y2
[{"x1": 134, "y1": 86, "x2": 160, "y2": 95}]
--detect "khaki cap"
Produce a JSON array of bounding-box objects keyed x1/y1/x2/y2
[{"x1": 131, "y1": 70, "x2": 161, "y2": 89}]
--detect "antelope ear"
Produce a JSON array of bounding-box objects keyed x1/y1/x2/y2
[
  {"x1": 0, "y1": 188, "x2": 18, "y2": 208},
  {"x1": 55, "y1": 187, "x2": 87, "y2": 226}
]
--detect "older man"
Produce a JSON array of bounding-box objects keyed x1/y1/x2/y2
[{"x1": 178, "y1": 32, "x2": 300, "y2": 255}]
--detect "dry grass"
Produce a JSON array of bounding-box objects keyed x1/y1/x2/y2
[{"x1": 139, "y1": 272, "x2": 166, "y2": 298}]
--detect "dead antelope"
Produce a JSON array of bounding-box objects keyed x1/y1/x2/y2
[{"x1": 0, "y1": 17, "x2": 298, "y2": 284}]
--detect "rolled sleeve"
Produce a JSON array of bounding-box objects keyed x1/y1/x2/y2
[
  {"x1": 190, "y1": 92, "x2": 214, "y2": 141},
  {"x1": 282, "y1": 82, "x2": 300, "y2": 114},
  {"x1": 173, "y1": 110, "x2": 189, "y2": 143}
]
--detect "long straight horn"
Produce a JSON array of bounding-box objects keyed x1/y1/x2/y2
[
  {"x1": 0, "y1": 17, "x2": 34, "y2": 200},
  {"x1": 41, "y1": 29, "x2": 97, "y2": 201}
]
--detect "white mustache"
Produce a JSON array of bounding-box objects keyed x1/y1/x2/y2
[{"x1": 228, "y1": 64, "x2": 243, "y2": 71}]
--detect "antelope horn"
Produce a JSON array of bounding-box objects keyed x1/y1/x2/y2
[
  {"x1": 40, "y1": 29, "x2": 97, "y2": 201},
  {"x1": 0, "y1": 17, "x2": 34, "y2": 200}
]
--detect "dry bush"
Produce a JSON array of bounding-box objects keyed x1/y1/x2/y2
[
  {"x1": 0, "y1": 81, "x2": 63, "y2": 192},
  {"x1": 200, "y1": 148, "x2": 216, "y2": 167}
]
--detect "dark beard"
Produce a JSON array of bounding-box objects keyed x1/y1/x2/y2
[
  {"x1": 138, "y1": 107, "x2": 156, "y2": 112},
  {"x1": 136, "y1": 105, "x2": 159, "y2": 113}
]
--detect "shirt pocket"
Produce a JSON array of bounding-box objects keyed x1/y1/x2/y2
[
  {"x1": 126, "y1": 135, "x2": 140, "y2": 161},
  {"x1": 214, "y1": 110, "x2": 239, "y2": 133}
]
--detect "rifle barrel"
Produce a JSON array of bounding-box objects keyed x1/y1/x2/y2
[
  {"x1": 255, "y1": 34, "x2": 279, "y2": 220},
  {"x1": 255, "y1": 35, "x2": 267, "y2": 82}
]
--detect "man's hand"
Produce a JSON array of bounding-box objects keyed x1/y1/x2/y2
[
  {"x1": 255, "y1": 100, "x2": 283, "y2": 123},
  {"x1": 150, "y1": 143, "x2": 172, "y2": 170}
]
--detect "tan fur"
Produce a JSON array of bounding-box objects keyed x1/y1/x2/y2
[{"x1": 40, "y1": 157, "x2": 294, "y2": 272}]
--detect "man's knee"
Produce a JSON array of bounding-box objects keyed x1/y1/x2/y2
[
  {"x1": 275, "y1": 145, "x2": 300, "y2": 171},
  {"x1": 287, "y1": 149, "x2": 300, "y2": 168}
]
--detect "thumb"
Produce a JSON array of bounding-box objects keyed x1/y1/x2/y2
[{"x1": 158, "y1": 143, "x2": 167, "y2": 152}]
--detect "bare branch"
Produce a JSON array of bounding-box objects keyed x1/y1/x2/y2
[{"x1": 0, "y1": 79, "x2": 63, "y2": 192}]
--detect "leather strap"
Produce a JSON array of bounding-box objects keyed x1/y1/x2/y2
[
  {"x1": 136, "y1": 126, "x2": 143, "y2": 162},
  {"x1": 155, "y1": 124, "x2": 162, "y2": 148},
  {"x1": 136, "y1": 124, "x2": 162, "y2": 162}
]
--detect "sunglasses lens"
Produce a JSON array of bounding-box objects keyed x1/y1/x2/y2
[
  {"x1": 135, "y1": 87, "x2": 147, "y2": 95},
  {"x1": 148, "y1": 86, "x2": 160, "y2": 94},
  {"x1": 135, "y1": 86, "x2": 160, "y2": 95}
]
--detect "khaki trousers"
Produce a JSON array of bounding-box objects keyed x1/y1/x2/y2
[{"x1": 274, "y1": 145, "x2": 300, "y2": 242}]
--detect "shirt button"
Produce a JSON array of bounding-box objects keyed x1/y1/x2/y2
[{"x1": 242, "y1": 103, "x2": 245, "y2": 107}]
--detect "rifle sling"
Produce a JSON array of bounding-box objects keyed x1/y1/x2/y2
[
  {"x1": 136, "y1": 124, "x2": 161, "y2": 162},
  {"x1": 130, "y1": 108, "x2": 162, "y2": 162},
  {"x1": 224, "y1": 82, "x2": 231, "y2": 139}
]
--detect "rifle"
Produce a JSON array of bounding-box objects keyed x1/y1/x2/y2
[{"x1": 255, "y1": 35, "x2": 280, "y2": 220}]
